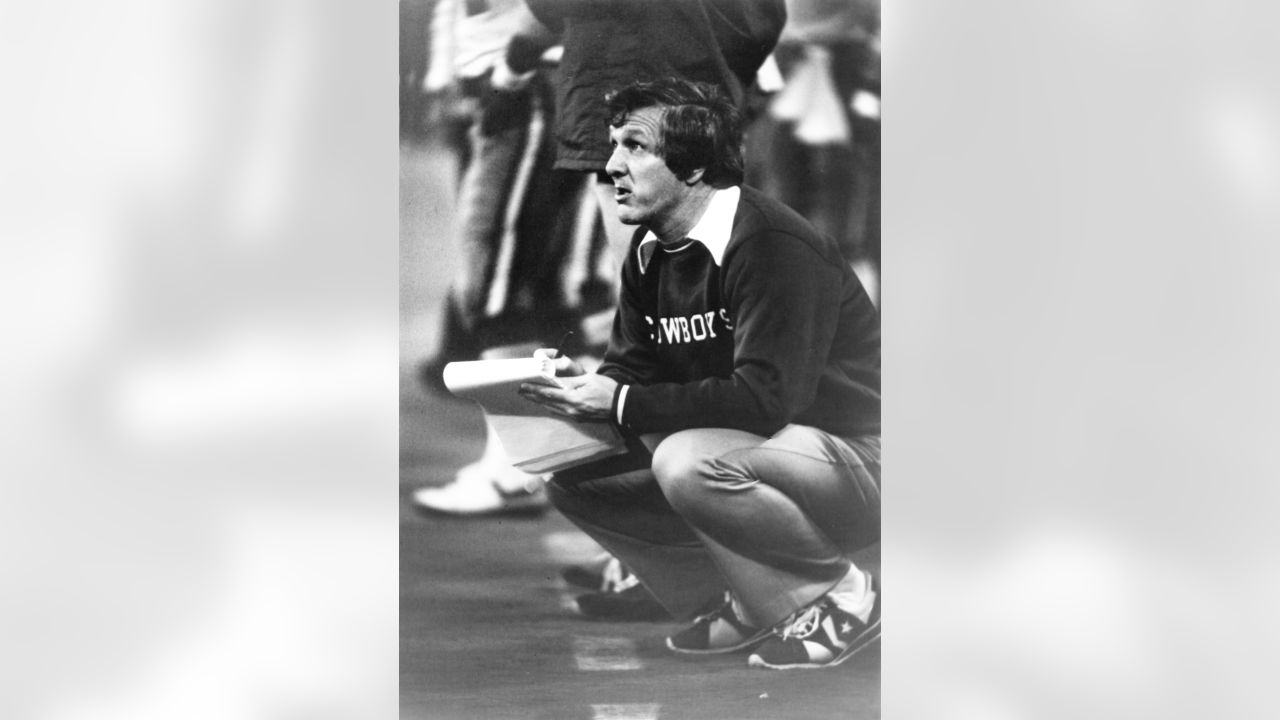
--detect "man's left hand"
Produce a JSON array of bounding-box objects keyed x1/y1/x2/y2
[{"x1": 518, "y1": 373, "x2": 619, "y2": 422}]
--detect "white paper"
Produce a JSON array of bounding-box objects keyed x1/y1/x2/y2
[{"x1": 442, "y1": 359, "x2": 626, "y2": 473}]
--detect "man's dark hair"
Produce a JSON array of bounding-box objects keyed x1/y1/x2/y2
[{"x1": 606, "y1": 78, "x2": 745, "y2": 189}]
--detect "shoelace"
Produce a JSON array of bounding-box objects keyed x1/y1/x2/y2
[{"x1": 779, "y1": 602, "x2": 825, "y2": 641}]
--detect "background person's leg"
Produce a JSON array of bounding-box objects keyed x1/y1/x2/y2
[{"x1": 447, "y1": 107, "x2": 529, "y2": 340}]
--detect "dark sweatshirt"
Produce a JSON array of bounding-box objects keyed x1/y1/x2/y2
[{"x1": 597, "y1": 186, "x2": 880, "y2": 440}]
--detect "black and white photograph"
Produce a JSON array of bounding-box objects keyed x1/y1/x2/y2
[{"x1": 399, "y1": 1, "x2": 882, "y2": 717}]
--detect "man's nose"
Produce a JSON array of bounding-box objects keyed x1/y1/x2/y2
[{"x1": 605, "y1": 147, "x2": 625, "y2": 179}]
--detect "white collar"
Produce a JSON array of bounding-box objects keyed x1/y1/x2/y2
[{"x1": 636, "y1": 186, "x2": 740, "y2": 274}]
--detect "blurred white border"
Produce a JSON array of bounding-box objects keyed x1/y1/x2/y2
[
  {"x1": 1, "y1": 2, "x2": 398, "y2": 718},
  {"x1": 4, "y1": 0, "x2": 1280, "y2": 717}
]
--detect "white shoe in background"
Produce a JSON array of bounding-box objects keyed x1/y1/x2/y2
[
  {"x1": 412, "y1": 459, "x2": 548, "y2": 516},
  {"x1": 413, "y1": 425, "x2": 549, "y2": 516}
]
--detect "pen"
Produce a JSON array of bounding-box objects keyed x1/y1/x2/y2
[{"x1": 552, "y1": 330, "x2": 574, "y2": 359}]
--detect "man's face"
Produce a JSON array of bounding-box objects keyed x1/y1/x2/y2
[{"x1": 606, "y1": 106, "x2": 690, "y2": 229}]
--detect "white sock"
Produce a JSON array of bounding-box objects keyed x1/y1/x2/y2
[{"x1": 827, "y1": 565, "x2": 876, "y2": 624}]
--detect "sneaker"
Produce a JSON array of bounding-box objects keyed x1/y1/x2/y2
[
  {"x1": 411, "y1": 477, "x2": 548, "y2": 517},
  {"x1": 666, "y1": 593, "x2": 772, "y2": 655},
  {"x1": 412, "y1": 451, "x2": 550, "y2": 517},
  {"x1": 576, "y1": 583, "x2": 672, "y2": 622},
  {"x1": 746, "y1": 587, "x2": 881, "y2": 670},
  {"x1": 562, "y1": 555, "x2": 628, "y2": 591}
]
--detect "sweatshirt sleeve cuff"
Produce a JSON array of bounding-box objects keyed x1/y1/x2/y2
[{"x1": 610, "y1": 383, "x2": 631, "y2": 434}]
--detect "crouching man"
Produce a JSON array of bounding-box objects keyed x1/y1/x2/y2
[{"x1": 519, "y1": 77, "x2": 881, "y2": 670}]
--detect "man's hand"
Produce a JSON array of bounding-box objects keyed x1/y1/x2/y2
[{"x1": 519, "y1": 367, "x2": 618, "y2": 422}]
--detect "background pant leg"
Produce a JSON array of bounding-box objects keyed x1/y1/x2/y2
[
  {"x1": 449, "y1": 103, "x2": 528, "y2": 330},
  {"x1": 652, "y1": 426, "x2": 881, "y2": 627}
]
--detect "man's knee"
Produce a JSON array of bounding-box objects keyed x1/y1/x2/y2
[
  {"x1": 651, "y1": 430, "x2": 744, "y2": 508},
  {"x1": 650, "y1": 431, "x2": 698, "y2": 500}
]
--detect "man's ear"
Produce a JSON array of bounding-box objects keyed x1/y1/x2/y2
[{"x1": 683, "y1": 167, "x2": 706, "y2": 186}]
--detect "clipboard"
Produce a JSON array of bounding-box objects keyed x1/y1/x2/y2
[{"x1": 442, "y1": 358, "x2": 628, "y2": 473}]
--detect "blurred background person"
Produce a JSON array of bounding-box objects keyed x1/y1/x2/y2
[
  {"x1": 409, "y1": 0, "x2": 612, "y2": 516},
  {"x1": 745, "y1": 0, "x2": 881, "y2": 305}
]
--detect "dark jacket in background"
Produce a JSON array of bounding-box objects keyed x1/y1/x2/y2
[{"x1": 525, "y1": 0, "x2": 786, "y2": 172}]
